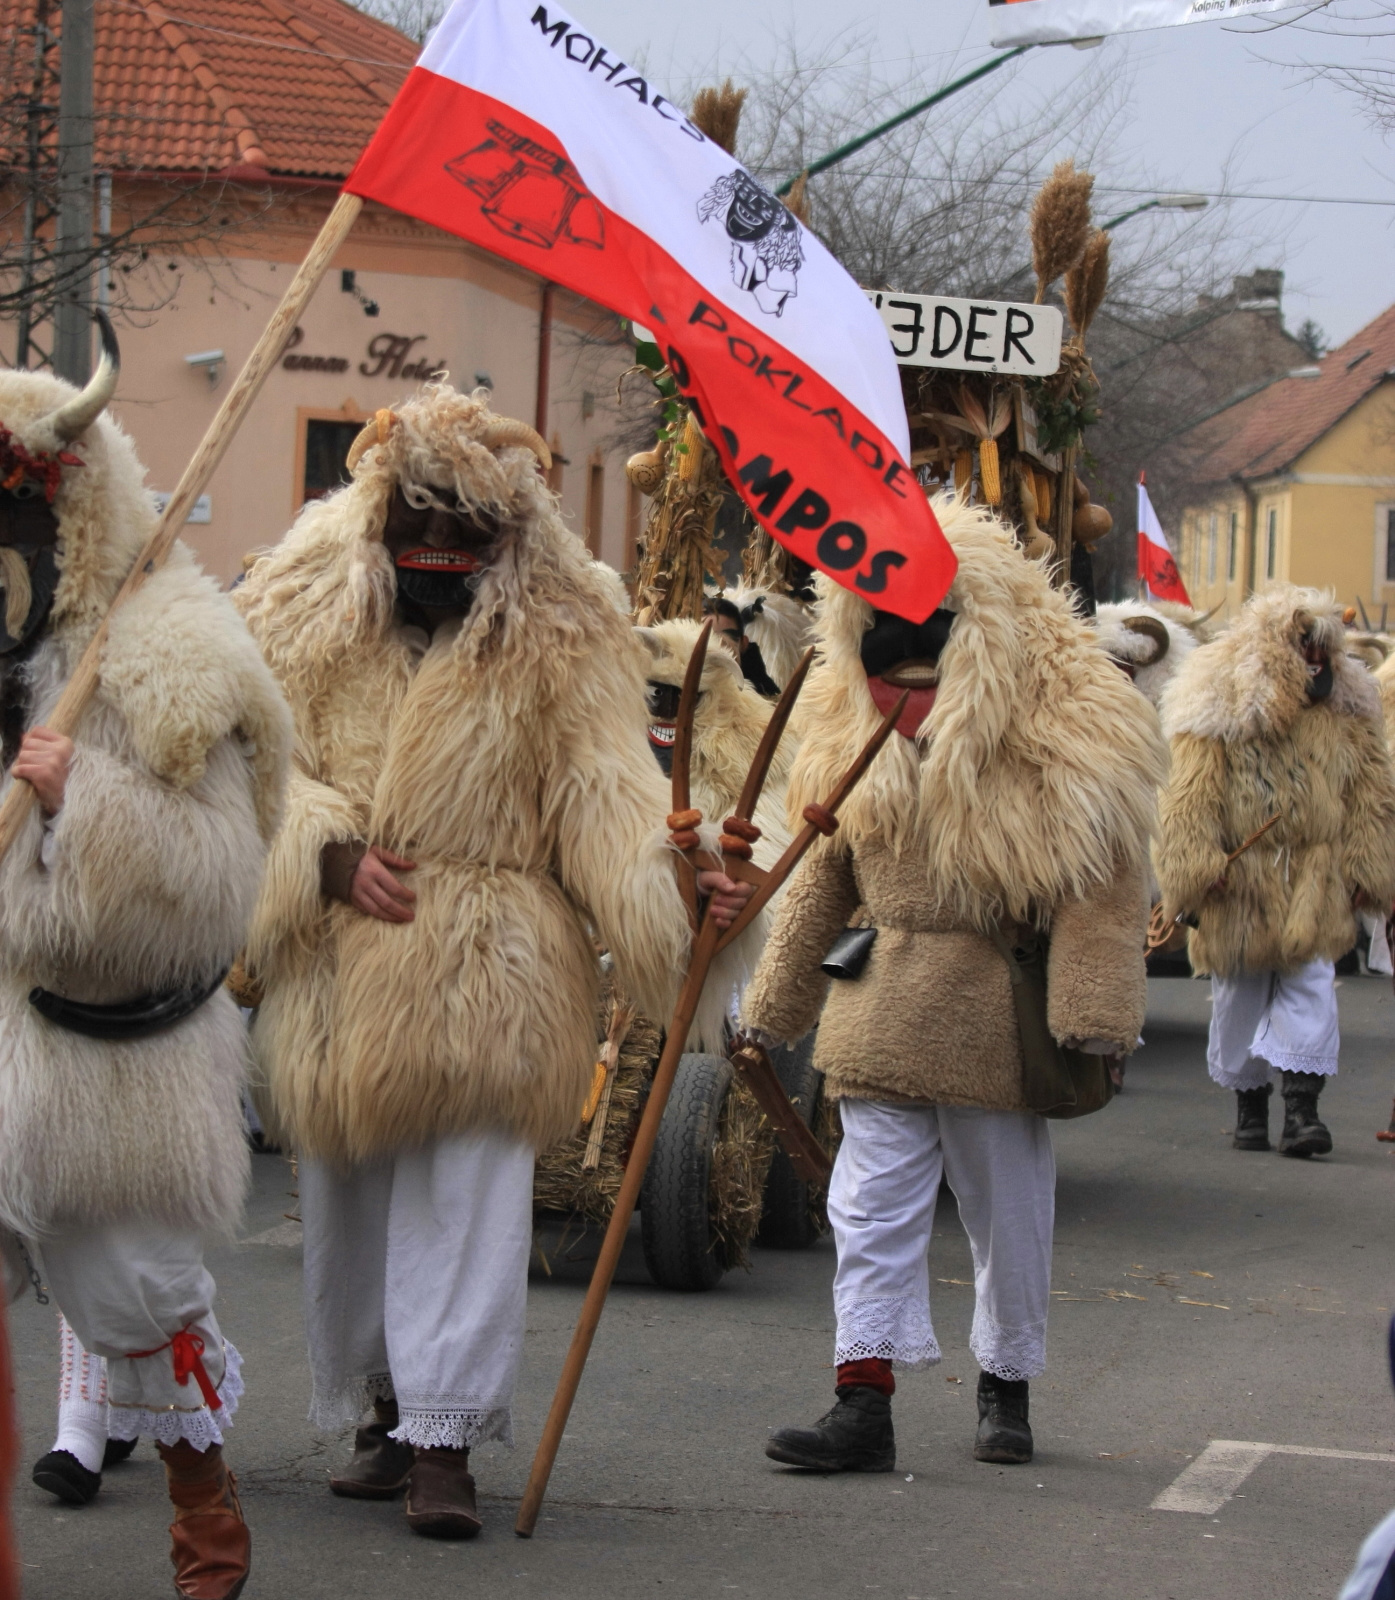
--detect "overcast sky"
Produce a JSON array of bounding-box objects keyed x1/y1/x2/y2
[{"x1": 570, "y1": 0, "x2": 1393, "y2": 350}]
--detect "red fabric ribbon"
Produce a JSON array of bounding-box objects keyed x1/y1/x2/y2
[{"x1": 126, "y1": 1325, "x2": 223, "y2": 1410}]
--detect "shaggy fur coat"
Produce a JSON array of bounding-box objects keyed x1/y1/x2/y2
[
  {"x1": 0, "y1": 371, "x2": 291, "y2": 1238},
  {"x1": 743, "y1": 496, "x2": 1166, "y2": 1110},
  {"x1": 1093, "y1": 600, "x2": 1205, "y2": 708},
  {"x1": 236, "y1": 386, "x2": 701, "y2": 1167},
  {"x1": 1155, "y1": 587, "x2": 1395, "y2": 977}
]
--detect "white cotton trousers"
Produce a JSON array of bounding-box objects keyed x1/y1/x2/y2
[
  {"x1": 300, "y1": 1128, "x2": 534, "y2": 1451},
  {"x1": 1208, "y1": 958, "x2": 1340, "y2": 1090},
  {"x1": 30, "y1": 1222, "x2": 240, "y2": 1451},
  {"x1": 829, "y1": 1099, "x2": 1055, "y2": 1383}
]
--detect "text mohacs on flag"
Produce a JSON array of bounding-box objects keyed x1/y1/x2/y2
[{"x1": 345, "y1": 0, "x2": 956, "y2": 622}]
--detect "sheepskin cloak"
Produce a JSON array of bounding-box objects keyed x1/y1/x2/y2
[
  {"x1": 236, "y1": 392, "x2": 696, "y2": 1167},
  {"x1": 744, "y1": 497, "x2": 1167, "y2": 1110},
  {"x1": 1156, "y1": 587, "x2": 1395, "y2": 977},
  {"x1": 0, "y1": 371, "x2": 291, "y2": 1238}
]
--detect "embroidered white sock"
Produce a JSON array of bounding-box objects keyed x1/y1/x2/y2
[{"x1": 53, "y1": 1315, "x2": 109, "y2": 1474}]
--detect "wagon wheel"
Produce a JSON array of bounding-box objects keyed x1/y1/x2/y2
[
  {"x1": 640, "y1": 1053, "x2": 733, "y2": 1292},
  {"x1": 756, "y1": 1033, "x2": 833, "y2": 1250}
]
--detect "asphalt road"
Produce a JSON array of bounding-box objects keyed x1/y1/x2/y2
[{"x1": 10, "y1": 974, "x2": 1395, "y2": 1600}]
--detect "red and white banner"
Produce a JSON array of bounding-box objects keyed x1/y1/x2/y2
[
  {"x1": 1137, "y1": 478, "x2": 1189, "y2": 605},
  {"x1": 345, "y1": 0, "x2": 954, "y2": 622},
  {"x1": 990, "y1": 0, "x2": 1297, "y2": 47}
]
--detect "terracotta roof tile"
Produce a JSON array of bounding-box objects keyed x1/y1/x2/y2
[
  {"x1": 0, "y1": 0, "x2": 415, "y2": 180},
  {"x1": 1182, "y1": 302, "x2": 1395, "y2": 485}
]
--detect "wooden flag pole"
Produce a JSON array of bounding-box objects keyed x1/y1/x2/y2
[{"x1": 0, "y1": 189, "x2": 365, "y2": 865}]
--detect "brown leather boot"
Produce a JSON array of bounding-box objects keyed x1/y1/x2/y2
[
  {"x1": 329, "y1": 1398, "x2": 414, "y2": 1500},
  {"x1": 157, "y1": 1440, "x2": 251, "y2": 1600},
  {"x1": 404, "y1": 1446, "x2": 481, "y2": 1540}
]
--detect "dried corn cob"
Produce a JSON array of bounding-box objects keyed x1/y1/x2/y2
[{"x1": 979, "y1": 438, "x2": 1001, "y2": 505}]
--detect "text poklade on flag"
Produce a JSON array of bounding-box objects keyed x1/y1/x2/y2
[{"x1": 346, "y1": 0, "x2": 955, "y2": 622}]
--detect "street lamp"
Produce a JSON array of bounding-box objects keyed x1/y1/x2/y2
[{"x1": 1102, "y1": 193, "x2": 1209, "y2": 231}]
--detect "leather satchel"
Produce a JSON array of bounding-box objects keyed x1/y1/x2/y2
[
  {"x1": 821, "y1": 924, "x2": 878, "y2": 980},
  {"x1": 986, "y1": 922, "x2": 1115, "y2": 1120}
]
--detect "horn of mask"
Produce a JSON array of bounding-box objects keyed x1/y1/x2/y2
[
  {"x1": 1121, "y1": 613, "x2": 1170, "y2": 666},
  {"x1": 35, "y1": 310, "x2": 120, "y2": 447},
  {"x1": 478, "y1": 417, "x2": 552, "y2": 469},
  {"x1": 345, "y1": 408, "x2": 397, "y2": 474}
]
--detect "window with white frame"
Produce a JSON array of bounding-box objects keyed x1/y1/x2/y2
[
  {"x1": 1207, "y1": 513, "x2": 1217, "y2": 585},
  {"x1": 1265, "y1": 506, "x2": 1278, "y2": 580},
  {"x1": 1227, "y1": 510, "x2": 1238, "y2": 582},
  {"x1": 1384, "y1": 504, "x2": 1395, "y2": 583}
]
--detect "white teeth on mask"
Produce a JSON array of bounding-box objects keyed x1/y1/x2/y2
[{"x1": 648, "y1": 724, "x2": 676, "y2": 745}]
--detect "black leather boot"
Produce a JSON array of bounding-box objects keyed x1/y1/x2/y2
[
  {"x1": 1279, "y1": 1072, "x2": 1333, "y2": 1158},
  {"x1": 329, "y1": 1399, "x2": 414, "y2": 1500},
  {"x1": 974, "y1": 1372, "x2": 1032, "y2": 1464},
  {"x1": 765, "y1": 1386, "x2": 896, "y2": 1472},
  {"x1": 1233, "y1": 1084, "x2": 1272, "y2": 1151}
]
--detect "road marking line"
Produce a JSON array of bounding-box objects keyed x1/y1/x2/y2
[{"x1": 1152, "y1": 1441, "x2": 1395, "y2": 1514}]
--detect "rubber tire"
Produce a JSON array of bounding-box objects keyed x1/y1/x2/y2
[
  {"x1": 640, "y1": 1052, "x2": 732, "y2": 1292},
  {"x1": 756, "y1": 1033, "x2": 825, "y2": 1251}
]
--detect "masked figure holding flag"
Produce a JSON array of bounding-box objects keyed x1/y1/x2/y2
[
  {"x1": 235, "y1": 382, "x2": 749, "y2": 1540},
  {"x1": 741, "y1": 495, "x2": 1164, "y2": 1473},
  {"x1": 0, "y1": 333, "x2": 292, "y2": 1599},
  {"x1": 1156, "y1": 588, "x2": 1395, "y2": 1156}
]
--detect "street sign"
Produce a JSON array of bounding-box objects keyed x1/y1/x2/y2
[{"x1": 867, "y1": 291, "x2": 1063, "y2": 376}]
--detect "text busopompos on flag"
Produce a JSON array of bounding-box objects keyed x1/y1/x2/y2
[
  {"x1": 346, "y1": 0, "x2": 956, "y2": 623},
  {"x1": 989, "y1": 0, "x2": 1298, "y2": 48}
]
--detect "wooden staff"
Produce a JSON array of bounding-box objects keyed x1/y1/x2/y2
[
  {"x1": 514, "y1": 682, "x2": 907, "y2": 1539},
  {"x1": 0, "y1": 191, "x2": 365, "y2": 865},
  {"x1": 1146, "y1": 811, "x2": 1283, "y2": 952}
]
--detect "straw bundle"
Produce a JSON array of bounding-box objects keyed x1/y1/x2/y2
[
  {"x1": 709, "y1": 1076, "x2": 776, "y2": 1269},
  {"x1": 1030, "y1": 160, "x2": 1094, "y2": 304}
]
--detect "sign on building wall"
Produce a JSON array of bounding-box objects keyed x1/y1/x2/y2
[{"x1": 866, "y1": 291, "x2": 1063, "y2": 376}]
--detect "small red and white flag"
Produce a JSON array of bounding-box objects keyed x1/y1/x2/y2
[
  {"x1": 1137, "y1": 476, "x2": 1189, "y2": 605},
  {"x1": 346, "y1": 0, "x2": 955, "y2": 622}
]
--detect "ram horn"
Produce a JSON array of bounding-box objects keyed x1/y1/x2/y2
[
  {"x1": 345, "y1": 408, "x2": 398, "y2": 474},
  {"x1": 479, "y1": 417, "x2": 552, "y2": 469},
  {"x1": 38, "y1": 310, "x2": 120, "y2": 445},
  {"x1": 1190, "y1": 601, "x2": 1224, "y2": 632},
  {"x1": 1121, "y1": 613, "x2": 1170, "y2": 665}
]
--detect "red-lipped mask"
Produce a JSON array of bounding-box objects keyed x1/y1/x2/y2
[
  {"x1": 860, "y1": 607, "x2": 957, "y2": 739},
  {"x1": 382, "y1": 483, "x2": 498, "y2": 617}
]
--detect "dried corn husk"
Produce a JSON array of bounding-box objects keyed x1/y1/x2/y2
[
  {"x1": 954, "y1": 450, "x2": 972, "y2": 493},
  {"x1": 1064, "y1": 228, "x2": 1110, "y2": 341},
  {"x1": 690, "y1": 79, "x2": 747, "y2": 154},
  {"x1": 677, "y1": 411, "x2": 705, "y2": 482},
  {"x1": 632, "y1": 398, "x2": 727, "y2": 623},
  {"x1": 1033, "y1": 467, "x2": 1051, "y2": 523},
  {"x1": 979, "y1": 438, "x2": 1002, "y2": 505},
  {"x1": 1030, "y1": 160, "x2": 1094, "y2": 304}
]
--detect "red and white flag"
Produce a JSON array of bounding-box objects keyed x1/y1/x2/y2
[
  {"x1": 990, "y1": 0, "x2": 1298, "y2": 48},
  {"x1": 346, "y1": 0, "x2": 955, "y2": 622},
  {"x1": 1137, "y1": 476, "x2": 1189, "y2": 604}
]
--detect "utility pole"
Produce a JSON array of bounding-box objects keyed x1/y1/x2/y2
[{"x1": 52, "y1": 0, "x2": 94, "y2": 384}]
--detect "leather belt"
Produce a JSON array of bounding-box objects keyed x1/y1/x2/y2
[{"x1": 28, "y1": 966, "x2": 230, "y2": 1040}]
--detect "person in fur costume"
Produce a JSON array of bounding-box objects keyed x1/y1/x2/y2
[
  {"x1": 234, "y1": 384, "x2": 749, "y2": 1540},
  {"x1": 721, "y1": 583, "x2": 815, "y2": 693},
  {"x1": 741, "y1": 494, "x2": 1165, "y2": 1474},
  {"x1": 0, "y1": 329, "x2": 291, "y2": 1599},
  {"x1": 1155, "y1": 587, "x2": 1395, "y2": 1156},
  {"x1": 1094, "y1": 599, "x2": 1213, "y2": 708}
]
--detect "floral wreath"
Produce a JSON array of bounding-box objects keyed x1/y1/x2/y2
[{"x1": 0, "y1": 425, "x2": 83, "y2": 504}]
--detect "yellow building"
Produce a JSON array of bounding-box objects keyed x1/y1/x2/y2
[{"x1": 1174, "y1": 303, "x2": 1395, "y2": 619}]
